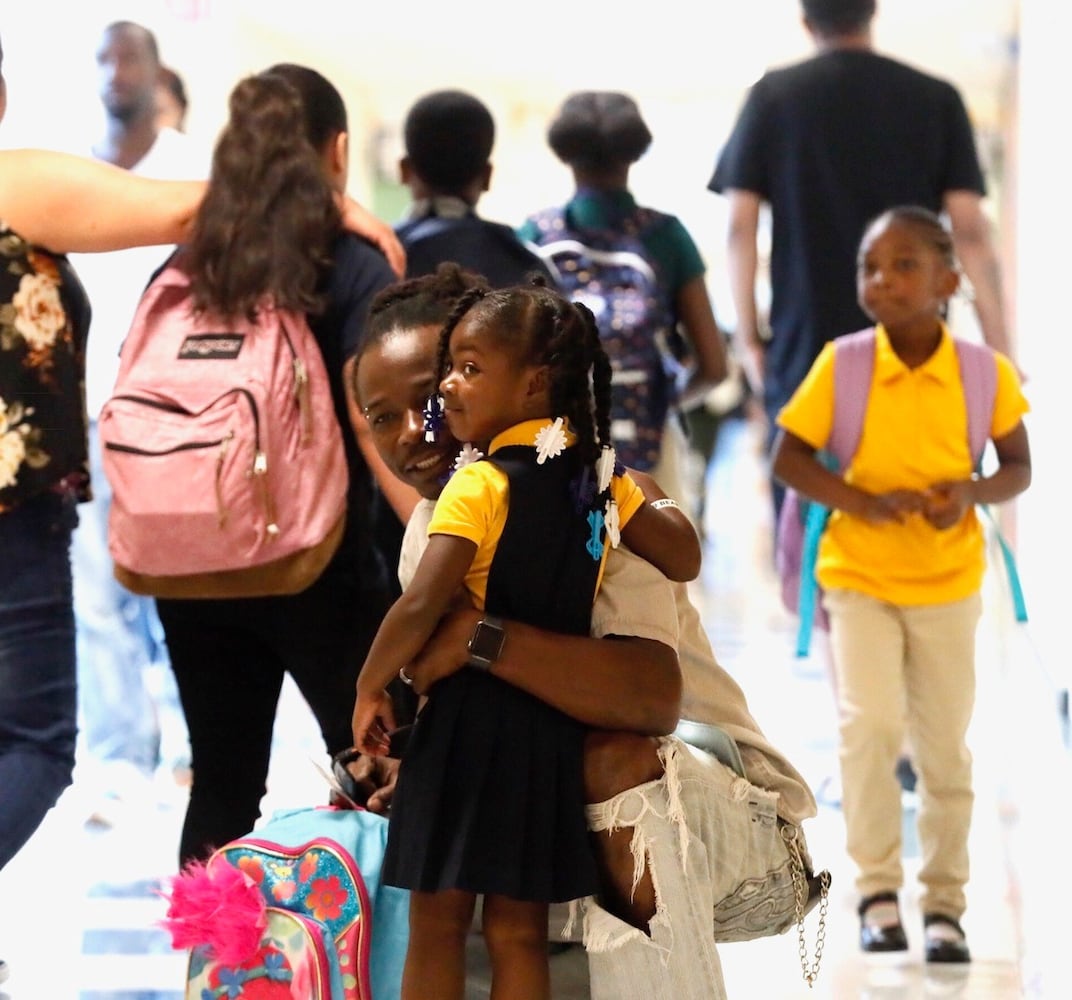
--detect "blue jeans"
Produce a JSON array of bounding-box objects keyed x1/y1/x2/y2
[
  {"x1": 0, "y1": 492, "x2": 79, "y2": 869},
  {"x1": 70, "y1": 420, "x2": 164, "y2": 774}
]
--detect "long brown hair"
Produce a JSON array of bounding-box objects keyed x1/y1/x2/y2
[{"x1": 184, "y1": 72, "x2": 340, "y2": 322}]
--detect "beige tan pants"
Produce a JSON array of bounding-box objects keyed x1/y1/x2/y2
[{"x1": 823, "y1": 588, "x2": 982, "y2": 918}]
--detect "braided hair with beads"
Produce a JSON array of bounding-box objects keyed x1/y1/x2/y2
[{"x1": 435, "y1": 274, "x2": 614, "y2": 468}]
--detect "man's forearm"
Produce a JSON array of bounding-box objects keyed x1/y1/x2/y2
[
  {"x1": 493, "y1": 622, "x2": 682, "y2": 735},
  {"x1": 945, "y1": 189, "x2": 1014, "y2": 361},
  {"x1": 417, "y1": 607, "x2": 682, "y2": 736}
]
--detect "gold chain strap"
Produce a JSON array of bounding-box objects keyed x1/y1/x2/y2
[{"x1": 782, "y1": 824, "x2": 830, "y2": 988}]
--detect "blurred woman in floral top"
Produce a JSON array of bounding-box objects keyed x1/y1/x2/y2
[
  {"x1": 0, "y1": 36, "x2": 402, "y2": 960},
  {"x1": 0, "y1": 53, "x2": 207, "y2": 920}
]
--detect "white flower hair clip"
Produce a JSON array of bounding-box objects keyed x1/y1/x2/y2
[
  {"x1": 604, "y1": 498, "x2": 621, "y2": 549},
  {"x1": 534, "y1": 417, "x2": 568, "y2": 465},
  {"x1": 595, "y1": 445, "x2": 617, "y2": 494},
  {"x1": 452, "y1": 442, "x2": 485, "y2": 472}
]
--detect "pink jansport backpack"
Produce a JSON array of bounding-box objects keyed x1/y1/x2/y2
[{"x1": 100, "y1": 260, "x2": 348, "y2": 598}]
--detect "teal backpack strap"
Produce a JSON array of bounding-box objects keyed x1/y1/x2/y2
[
  {"x1": 826, "y1": 329, "x2": 877, "y2": 466},
  {"x1": 795, "y1": 473, "x2": 834, "y2": 657},
  {"x1": 954, "y1": 339, "x2": 1027, "y2": 622},
  {"x1": 795, "y1": 329, "x2": 877, "y2": 656},
  {"x1": 981, "y1": 504, "x2": 1028, "y2": 621}
]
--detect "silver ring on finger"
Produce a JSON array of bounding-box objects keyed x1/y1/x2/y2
[{"x1": 399, "y1": 666, "x2": 414, "y2": 686}]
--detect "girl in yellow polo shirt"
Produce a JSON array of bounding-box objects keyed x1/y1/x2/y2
[
  {"x1": 352, "y1": 276, "x2": 699, "y2": 1000},
  {"x1": 772, "y1": 206, "x2": 1031, "y2": 966}
]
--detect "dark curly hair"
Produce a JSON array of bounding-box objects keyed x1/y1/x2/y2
[
  {"x1": 183, "y1": 71, "x2": 340, "y2": 322},
  {"x1": 435, "y1": 276, "x2": 614, "y2": 467},
  {"x1": 547, "y1": 91, "x2": 652, "y2": 173}
]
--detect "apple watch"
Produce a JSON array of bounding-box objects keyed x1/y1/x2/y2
[{"x1": 467, "y1": 615, "x2": 505, "y2": 671}]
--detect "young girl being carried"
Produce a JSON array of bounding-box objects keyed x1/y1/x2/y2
[{"x1": 350, "y1": 275, "x2": 698, "y2": 999}]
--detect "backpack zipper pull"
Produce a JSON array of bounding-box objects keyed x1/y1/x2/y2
[
  {"x1": 252, "y1": 449, "x2": 280, "y2": 538},
  {"x1": 215, "y1": 432, "x2": 234, "y2": 527},
  {"x1": 293, "y1": 357, "x2": 312, "y2": 444}
]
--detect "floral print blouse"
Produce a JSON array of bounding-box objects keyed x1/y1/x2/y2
[{"x1": 0, "y1": 222, "x2": 91, "y2": 514}]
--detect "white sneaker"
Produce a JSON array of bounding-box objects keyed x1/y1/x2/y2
[{"x1": 0, "y1": 958, "x2": 9, "y2": 983}]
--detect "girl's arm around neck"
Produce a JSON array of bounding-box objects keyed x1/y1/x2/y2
[{"x1": 619, "y1": 468, "x2": 701, "y2": 581}]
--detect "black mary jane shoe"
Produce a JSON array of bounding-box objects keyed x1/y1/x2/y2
[
  {"x1": 858, "y1": 891, "x2": 908, "y2": 953},
  {"x1": 923, "y1": 913, "x2": 971, "y2": 963}
]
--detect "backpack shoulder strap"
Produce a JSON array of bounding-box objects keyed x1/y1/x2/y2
[
  {"x1": 952, "y1": 338, "x2": 1027, "y2": 621},
  {"x1": 827, "y1": 328, "x2": 877, "y2": 467},
  {"x1": 952, "y1": 338, "x2": 998, "y2": 465},
  {"x1": 401, "y1": 213, "x2": 463, "y2": 246},
  {"x1": 792, "y1": 328, "x2": 873, "y2": 657},
  {"x1": 526, "y1": 205, "x2": 569, "y2": 240}
]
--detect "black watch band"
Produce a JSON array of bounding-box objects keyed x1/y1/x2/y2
[{"x1": 467, "y1": 615, "x2": 505, "y2": 671}]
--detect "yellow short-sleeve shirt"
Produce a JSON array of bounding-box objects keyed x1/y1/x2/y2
[
  {"x1": 776, "y1": 325, "x2": 1029, "y2": 605},
  {"x1": 427, "y1": 419, "x2": 643, "y2": 608}
]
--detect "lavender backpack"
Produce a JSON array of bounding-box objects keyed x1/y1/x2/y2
[{"x1": 775, "y1": 328, "x2": 1025, "y2": 656}]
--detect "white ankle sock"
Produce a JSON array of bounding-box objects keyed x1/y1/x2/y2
[
  {"x1": 925, "y1": 920, "x2": 964, "y2": 943},
  {"x1": 862, "y1": 900, "x2": 900, "y2": 928}
]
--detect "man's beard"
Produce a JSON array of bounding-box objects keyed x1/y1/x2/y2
[{"x1": 104, "y1": 96, "x2": 143, "y2": 126}]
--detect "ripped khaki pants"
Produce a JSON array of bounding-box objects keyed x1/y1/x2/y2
[{"x1": 576, "y1": 736, "x2": 808, "y2": 1000}]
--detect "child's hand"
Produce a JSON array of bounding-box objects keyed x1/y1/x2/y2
[
  {"x1": 351, "y1": 688, "x2": 397, "y2": 758},
  {"x1": 858, "y1": 489, "x2": 926, "y2": 524},
  {"x1": 922, "y1": 479, "x2": 975, "y2": 530}
]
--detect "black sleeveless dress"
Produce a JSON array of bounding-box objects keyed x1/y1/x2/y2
[{"x1": 382, "y1": 444, "x2": 604, "y2": 902}]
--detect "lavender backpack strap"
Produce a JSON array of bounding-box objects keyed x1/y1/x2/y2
[
  {"x1": 953, "y1": 339, "x2": 1027, "y2": 622},
  {"x1": 953, "y1": 339, "x2": 998, "y2": 466},
  {"x1": 827, "y1": 328, "x2": 877, "y2": 467},
  {"x1": 792, "y1": 328, "x2": 876, "y2": 656}
]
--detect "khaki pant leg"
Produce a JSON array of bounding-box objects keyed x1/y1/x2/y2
[
  {"x1": 903, "y1": 594, "x2": 982, "y2": 918},
  {"x1": 823, "y1": 588, "x2": 908, "y2": 898}
]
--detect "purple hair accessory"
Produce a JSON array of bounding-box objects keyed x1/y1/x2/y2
[
  {"x1": 570, "y1": 468, "x2": 597, "y2": 514},
  {"x1": 422, "y1": 394, "x2": 445, "y2": 442}
]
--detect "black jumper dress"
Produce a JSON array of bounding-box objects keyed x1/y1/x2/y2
[{"x1": 382, "y1": 444, "x2": 605, "y2": 902}]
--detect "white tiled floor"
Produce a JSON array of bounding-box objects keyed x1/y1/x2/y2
[{"x1": 0, "y1": 413, "x2": 1067, "y2": 998}]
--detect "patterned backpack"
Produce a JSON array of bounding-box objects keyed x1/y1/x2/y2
[
  {"x1": 525, "y1": 206, "x2": 682, "y2": 471},
  {"x1": 161, "y1": 806, "x2": 410, "y2": 1000}
]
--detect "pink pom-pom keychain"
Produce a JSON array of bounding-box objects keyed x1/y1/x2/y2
[{"x1": 157, "y1": 859, "x2": 267, "y2": 966}]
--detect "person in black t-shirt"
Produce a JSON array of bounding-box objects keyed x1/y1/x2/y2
[{"x1": 709, "y1": 0, "x2": 1015, "y2": 523}]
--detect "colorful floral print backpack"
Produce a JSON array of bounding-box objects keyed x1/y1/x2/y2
[
  {"x1": 161, "y1": 806, "x2": 409, "y2": 1000},
  {"x1": 524, "y1": 205, "x2": 683, "y2": 471}
]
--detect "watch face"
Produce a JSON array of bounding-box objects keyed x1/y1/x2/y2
[{"x1": 469, "y1": 620, "x2": 505, "y2": 662}]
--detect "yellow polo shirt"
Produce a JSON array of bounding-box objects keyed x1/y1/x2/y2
[
  {"x1": 776, "y1": 325, "x2": 1028, "y2": 605},
  {"x1": 428, "y1": 419, "x2": 644, "y2": 608}
]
